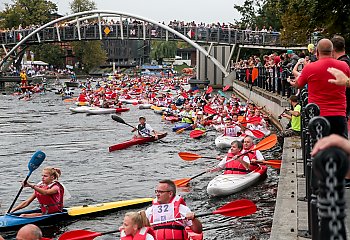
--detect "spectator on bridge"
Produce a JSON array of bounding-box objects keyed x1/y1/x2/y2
[{"x1": 290, "y1": 38, "x2": 350, "y2": 138}]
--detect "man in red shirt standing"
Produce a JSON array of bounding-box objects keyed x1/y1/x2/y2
[{"x1": 290, "y1": 38, "x2": 350, "y2": 138}]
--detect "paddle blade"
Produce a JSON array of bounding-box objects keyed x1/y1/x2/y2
[
  {"x1": 223, "y1": 85, "x2": 230, "y2": 91},
  {"x1": 181, "y1": 92, "x2": 188, "y2": 99},
  {"x1": 213, "y1": 199, "x2": 257, "y2": 217},
  {"x1": 206, "y1": 86, "x2": 213, "y2": 94},
  {"x1": 255, "y1": 134, "x2": 277, "y2": 151},
  {"x1": 263, "y1": 160, "x2": 281, "y2": 169},
  {"x1": 111, "y1": 114, "x2": 126, "y2": 124},
  {"x1": 58, "y1": 230, "x2": 101, "y2": 240},
  {"x1": 203, "y1": 105, "x2": 216, "y2": 115},
  {"x1": 173, "y1": 178, "x2": 191, "y2": 187},
  {"x1": 246, "y1": 129, "x2": 265, "y2": 139},
  {"x1": 238, "y1": 116, "x2": 246, "y2": 122},
  {"x1": 28, "y1": 151, "x2": 46, "y2": 175},
  {"x1": 252, "y1": 67, "x2": 259, "y2": 83},
  {"x1": 176, "y1": 128, "x2": 186, "y2": 134},
  {"x1": 190, "y1": 130, "x2": 206, "y2": 139},
  {"x1": 178, "y1": 152, "x2": 202, "y2": 161}
]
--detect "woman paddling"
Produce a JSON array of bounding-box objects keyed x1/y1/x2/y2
[
  {"x1": 210, "y1": 140, "x2": 251, "y2": 174},
  {"x1": 120, "y1": 211, "x2": 155, "y2": 240},
  {"x1": 11, "y1": 167, "x2": 65, "y2": 217}
]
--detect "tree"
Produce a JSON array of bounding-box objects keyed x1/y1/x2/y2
[
  {"x1": 69, "y1": 0, "x2": 107, "y2": 73},
  {"x1": 31, "y1": 44, "x2": 65, "y2": 68},
  {"x1": 0, "y1": 0, "x2": 57, "y2": 28},
  {"x1": 150, "y1": 41, "x2": 177, "y2": 63}
]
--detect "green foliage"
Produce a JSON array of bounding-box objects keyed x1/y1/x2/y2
[
  {"x1": 72, "y1": 41, "x2": 107, "y2": 73},
  {"x1": 150, "y1": 41, "x2": 177, "y2": 62},
  {"x1": 30, "y1": 44, "x2": 65, "y2": 68},
  {"x1": 70, "y1": 0, "x2": 96, "y2": 13},
  {"x1": 0, "y1": 0, "x2": 57, "y2": 28}
]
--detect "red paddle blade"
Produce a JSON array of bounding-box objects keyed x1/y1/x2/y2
[
  {"x1": 132, "y1": 101, "x2": 138, "y2": 105},
  {"x1": 252, "y1": 67, "x2": 259, "y2": 83},
  {"x1": 213, "y1": 199, "x2": 257, "y2": 217},
  {"x1": 254, "y1": 134, "x2": 277, "y2": 151},
  {"x1": 206, "y1": 86, "x2": 213, "y2": 94},
  {"x1": 223, "y1": 85, "x2": 230, "y2": 91},
  {"x1": 246, "y1": 129, "x2": 265, "y2": 139},
  {"x1": 58, "y1": 230, "x2": 101, "y2": 240},
  {"x1": 204, "y1": 105, "x2": 216, "y2": 115},
  {"x1": 178, "y1": 152, "x2": 202, "y2": 161},
  {"x1": 181, "y1": 92, "x2": 188, "y2": 99},
  {"x1": 173, "y1": 178, "x2": 191, "y2": 187},
  {"x1": 190, "y1": 130, "x2": 206, "y2": 139}
]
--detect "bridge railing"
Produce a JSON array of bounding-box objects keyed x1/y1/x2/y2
[
  {"x1": 235, "y1": 66, "x2": 296, "y2": 98},
  {"x1": 299, "y1": 89, "x2": 348, "y2": 240},
  {"x1": 0, "y1": 23, "x2": 303, "y2": 46}
]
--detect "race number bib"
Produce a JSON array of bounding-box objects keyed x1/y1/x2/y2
[{"x1": 152, "y1": 203, "x2": 175, "y2": 223}]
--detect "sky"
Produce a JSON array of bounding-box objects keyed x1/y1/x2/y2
[{"x1": 0, "y1": 0, "x2": 244, "y2": 24}]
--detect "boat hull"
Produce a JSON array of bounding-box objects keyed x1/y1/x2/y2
[
  {"x1": 214, "y1": 135, "x2": 244, "y2": 149},
  {"x1": 86, "y1": 107, "x2": 130, "y2": 115},
  {"x1": 109, "y1": 132, "x2": 167, "y2": 152},
  {"x1": 207, "y1": 165, "x2": 267, "y2": 196}
]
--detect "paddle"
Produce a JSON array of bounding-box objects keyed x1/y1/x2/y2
[
  {"x1": 111, "y1": 115, "x2": 167, "y2": 143},
  {"x1": 174, "y1": 134, "x2": 277, "y2": 186},
  {"x1": 218, "y1": 90, "x2": 228, "y2": 99},
  {"x1": 189, "y1": 129, "x2": 215, "y2": 139},
  {"x1": 260, "y1": 160, "x2": 281, "y2": 169},
  {"x1": 58, "y1": 199, "x2": 256, "y2": 240},
  {"x1": 245, "y1": 129, "x2": 265, "y2": 139},
  {"x1": 8, "y1": 150, "x2": 46, "y2": 213},
  {"x1": 206, "y1": 86, "x2": 213, "y2": 94},
  {"x1": 223, "y1": 85, "x2": 230, "y2": 91},
  {"x1": 203, "y1": 105, "x2": 217, "y2": 115}
]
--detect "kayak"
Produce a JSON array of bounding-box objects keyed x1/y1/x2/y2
[
  {"x1": 120, "y1": 99, "x2": 140, "y2": 104},
  {"x1": 207, "y1": 165, "x2": 267, "y2": 197},
  {"x1": 109, "y1": 132, "x2": 167, "y2": 152},
  {"x1": 75, "y1": 101, "x2": 89, "y2": 106},
  {"x1": 164, "y1": 116, "x2": 180, "y2": 122},
  {"x1": 0, "y1": 198, "x2": 152, "y2": 231},
  {"x1": 69, "y1": 106, "x2": 94, "y2": 113},
  {"x1": 215, "y1": 135, "x2": 244, "y2": 149},
  {"x1": 139, "y1": 104, "x2": 152, "y2": 109},
  {"x1": 172, "y1": 123, "x2": 192, "y2": 132},
  {"x1": 86, "y1": 107, "x2": 130, "y2": 115}
]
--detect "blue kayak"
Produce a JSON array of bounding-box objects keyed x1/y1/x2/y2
[
  {"x1": 0, "y1": 198, "x2": 152, "y2": 231},
  {"x1": 172, "y1": 123, "x2": 192, "y2": 132}
]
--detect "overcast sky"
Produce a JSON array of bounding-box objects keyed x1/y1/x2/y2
[{"x1": 1, "y1": 0, "x2": 244, "y2": 24}]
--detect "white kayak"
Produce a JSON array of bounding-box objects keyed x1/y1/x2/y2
[
  {"x1": 207, "y1": 165, "x2": 267, "y2": 196},
  {"x1": 215, "y1": 135, "x2": 244, "y2": 149},
  {"x1": 86, "y1": 107, "x2": 130, "y2": 115},
  {"x1": 139, "y1": 103, "x2": 152, "y2": 109},
  {"x1": 119, "y1": 99, "x2": 140, "y2": 104},
  {"x1": 69, "y1": 106, "x2": 95, "y2": 113}
]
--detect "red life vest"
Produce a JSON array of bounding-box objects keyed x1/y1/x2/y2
[
  {"x1": 242, "y1": 148, "x2": 260, "y2": 172},
  {"x1": 35, "y1": 181, "x2": 64, "y2": 214},
  {"x1": 150, "y1": 196, "x2": 188, "y2": 240},
  {"x1": 224, "y1": 152, "x2": 249, "y2": 174},
  {"x1": 120, "y1": 227, "x2": 156, "y2": 240}
]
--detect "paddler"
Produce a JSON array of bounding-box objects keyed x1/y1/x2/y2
[
  {"x1": 20, "y1": 69, "x2": 28, "y2": 87},
  {"x1": 145, "y1": 180, "x2": 202, "y2": 240},
  {"x1": 132, "y1": 116, "x2": 158, "y2": 139},
  {"x1": 120, "y1": 211, "x2": 156, "y2": 240},
  {"x1": 178, "y1": 104, "x2": 195, "y2": 124},
  {"x1": 11, "y1": 167, "x2": 65, "y2": 217},
  {"x1": 242, "y1": 136, "x2": 265, "y2": 171},
  {"x1": 16, "y1": 224, "x2": 43, "y2": 240},
  {"x1": 211, "y1": 140, "x2": 250, "y2": 174}
]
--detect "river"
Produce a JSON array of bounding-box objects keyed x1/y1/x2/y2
[{"x1": 0, "y1": 85, "x2": 281, "y2": 239}]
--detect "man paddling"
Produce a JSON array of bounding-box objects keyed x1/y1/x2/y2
[
  {"x1": 242, "y1": 136, "x2": 265, "y2": 171},
  {"x1": 145, "y1": 180, "x2": 202, "y2": 240},
  {"x1": 132, "y1": 116, "x2": 158, "y2": 139}
]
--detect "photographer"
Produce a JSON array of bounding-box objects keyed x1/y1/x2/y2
[{"x1": 277, "y1": 95, "x2": 301, "y2": 147}]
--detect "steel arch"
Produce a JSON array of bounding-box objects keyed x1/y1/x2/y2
[{"x1": 1, "y1": 10, "x2": 229, "y2": 76}]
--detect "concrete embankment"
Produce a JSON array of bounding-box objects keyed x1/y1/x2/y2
[{"x1": 225, "y1": 76, "x2": 349, "y2": 239}]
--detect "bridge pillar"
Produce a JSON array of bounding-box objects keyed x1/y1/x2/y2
[{"x1": 197, "y1": 45, "x2": 233, "y2": 87}]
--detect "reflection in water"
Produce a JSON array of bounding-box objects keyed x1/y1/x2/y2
[{"x1": 0, "y1": 90, "x2": 280, "y2": 239}]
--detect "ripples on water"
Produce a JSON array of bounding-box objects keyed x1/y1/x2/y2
[{"x1": 0, "y1": 90, "x2": 280, "y2": 239}]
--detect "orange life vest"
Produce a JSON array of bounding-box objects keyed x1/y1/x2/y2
[{"x1": 224, "y1": 152, "x2": 250, "y2": 174}]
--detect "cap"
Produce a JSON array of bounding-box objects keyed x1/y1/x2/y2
[
  {"x1": 307, "y1": 43, "x2": 315, "y2": 52},
  {"x1": 139, "y1": 116, "x2": 146, "y2": 120},
  {"x1": 287, "y1": 50, "x2": 293, "y2": 54}
]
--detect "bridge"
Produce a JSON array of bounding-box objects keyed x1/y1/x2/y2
[{"x1": 0, "y1": 10, "x2": 308, "y2": 86}]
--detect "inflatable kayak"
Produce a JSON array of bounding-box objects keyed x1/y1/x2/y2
[
  {"x1": 0, "y1": 198, "x2": 152, "y2": 231},
  {"x1": 207, "y1": 165, "x2": 267, "y2": 197},
  {"x1": 215, "y1": 135, "x2": 244, "y2": 149},
  {"x1": 139, "y1": 104, "x2": 152, "y2": 109},
  {"x1": 172, "y1": 123, "x2": 192, "y2": 132},
  {"x1": 109, "y1": 132, "x2": 167, "y2": 152},
  {"x1": 86, "y1": 107, "x2": 130, "y2": 115},
  {"x1": 69, "y1": 106, "x2": 94, "y2": 113}
]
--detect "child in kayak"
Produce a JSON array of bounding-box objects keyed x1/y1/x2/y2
[
  {"x1": 210, "y1": 140, "x2": 251, "y2": 174},
  {"x1": 120, "y1": 211, "x2": 155, "y2": 240},
  {"x1": 132, "y1": 116, "x2": 158, "y2": 139},
  {"x1": 11, "y1": 167, "x2": 65, "y2": 217}
]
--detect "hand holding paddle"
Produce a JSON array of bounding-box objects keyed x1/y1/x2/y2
[
  {"x1": 8, "y1": 150, "x2": 46, "y2": 213},
  {"x1": 58, "y1": 199, "x2": 256, "y2": 240}
]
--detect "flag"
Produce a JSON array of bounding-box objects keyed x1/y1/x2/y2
[
  {"x1": 17, "y1": 33, "x2": 23, "y2": 41},
  {"x1": 187, "y1": 29, "x2": 195, "y2": 38}
]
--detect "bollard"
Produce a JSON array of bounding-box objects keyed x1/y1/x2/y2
[{"x1": 313, "y1": 147, "x2": 348, "y2": 240}]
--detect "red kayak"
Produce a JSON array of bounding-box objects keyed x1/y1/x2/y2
[{"x1": 109, "y1": 132, "x2": 167, "y2": 152}]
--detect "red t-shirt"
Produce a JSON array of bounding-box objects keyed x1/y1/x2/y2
[{"x1": 297, "y1": 57, "x2": 350, "y2": 117}]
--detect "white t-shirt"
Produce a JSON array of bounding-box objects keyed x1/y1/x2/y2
[
  {"x1": 138, "y1": 123, "x2": 154, "y2": 137},
  {"x1": 146, "y1": 203, "x2": 192, "y2": 227}
]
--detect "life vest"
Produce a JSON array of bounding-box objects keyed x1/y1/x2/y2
[
  {"x1": 137, "y1": 124, "x2": 151, "y2": 137},
  {"x1": 35, "y1": 181, "x2": 64, "y2": 214},
  {"x1": 224, "y1": 152, "x2": 250, "y2": 174},
  {"x1": 181, "y1": 111, "x2": 194, "y2": 124},
  {"x1": 150, "y1": 196, "x2": 188, "y2": 240},
  {"x1": 223, "y1": 126, "x2": 240, "y2": 137},
  {"x1": 120, "y1": 227, "x2": 156, "y2": 240},
  {"x1": 242, "y1": 149, "x2": 260, "y2": 171}
]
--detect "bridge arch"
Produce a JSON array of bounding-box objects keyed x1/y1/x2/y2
[{"x1": 1, "y1": 10, "x2": 229, "y2": 76}]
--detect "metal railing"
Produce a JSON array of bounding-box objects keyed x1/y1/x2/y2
[{"x1": 300, "y1": 89, "x2": 348, "y2": 240}]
